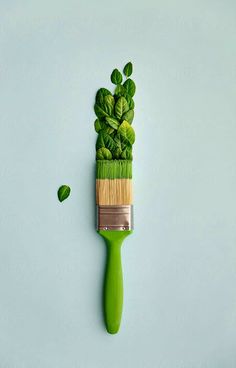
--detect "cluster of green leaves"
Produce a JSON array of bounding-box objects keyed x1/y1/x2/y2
[{"x1": 94, "y1": 62, "x2": 136, "y2": 160}]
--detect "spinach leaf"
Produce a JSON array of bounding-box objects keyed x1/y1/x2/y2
[
  {"x1": 96, "y1": 131, "x2": 116, "y2": 152},
  {"x1": 103, "y1": 95, "x2": 115, "y2": 115},
  {"x1": 94, "y1": 119, "x2": 103, "y2": 133},
  {"x1": 123, "y1": 62, "x2": 133, "y2": 77},
  {"x1": 115, "y1": 133, "x2": 132, "y2": 151},
  {"x1": 111, "y1": 69, "x2": 123, "y2": 85},
  {"x1": 102, "y1": 126, "x2": 114, "y2": 134},
  {"x1": 94, "y1": 119, "x2": 114, "y2": 134},
  {"x1": 121, "y1": 146, "x2": 133, "y2": 159},
  {"x1": 118, "y1": 120, "x2": 135, "y2": 145},
  {"x1": 113, "y1": 147, "x2": 123, "y2": 159},
  {"x1": 125, "y1": 93, "x2": 135, "y2": 109},
  {"x1": 96, "y1": 147, "x2": 112, "y2": 160},
  {"x1": 58, "y1": 185, "x2": 71, "y2": 202},
  {"x1": 96, "y1": 88, "x2": 112, "y2": 105},
  {"x1": 114, "y1": 84, "x2": 126, "y2": 97},
  {"x1": 115, "y1": 97, "x2": 129, "y2": 119},
  {"x1": 94, "y1": 104, "x2": 109, "y2": 119},
  {"x1": 106, "y1": 117, "x2": 120, "y2": 130},
  {"x1": 123, "y1": 78, "x2": 136, "y2": 97},
  {"x1": 122, "y1": 109, "x2": 134, "y2": 124}
]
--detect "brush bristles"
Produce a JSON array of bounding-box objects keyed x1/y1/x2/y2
[
  {"x1": 96, "y1": 179, "x2": 133, "y2": 205},
  {"x1": 96, "y1": 160, "x2": 132, "y2": 179}
]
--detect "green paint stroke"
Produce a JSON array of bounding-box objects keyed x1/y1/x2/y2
[{"x1": 96, "y1": 160, "x2": 132, "y2": 179}]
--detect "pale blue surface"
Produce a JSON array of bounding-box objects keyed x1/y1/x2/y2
[{"x1": 1, "y1": 1, "x2": 236, "y2": 367}]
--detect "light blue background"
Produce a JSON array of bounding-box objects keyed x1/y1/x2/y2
[{"x1": 1, "y1": 1, "x2": 236, "y2": 367}]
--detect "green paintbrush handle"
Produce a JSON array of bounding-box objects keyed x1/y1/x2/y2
[{"x1": 98, "y1": 230, "x2": 132, "y2": 334}]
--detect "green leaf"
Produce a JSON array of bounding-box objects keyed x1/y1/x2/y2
[
  {"x1": 113, "y1": 147, "x2": 122, "y2": 159},
  {"x1": 114, "y1": 134, "x2": 122, "y2": 150},
  {"x1": 121, "y1": 146, "x2": 133, "y2": 159},
  {"x1": 103, "y1": 95, "x2": 115, "y2": 115},
  {"x1": 114, "y1": 131, "x2": 133, "y2": 158},
  {"x1": 129, "y1": 98, "x2": 135, "y2": 109},
  {"x1": 58, "y1": 185, "x2": 71, "y2": 202},
  {"x1": 114, "y1": 133, "x2": 131, "y2": 151},
  {"x1": 106, "y1": 116, "x2": 119, "y2": 130},
  {"x1": 125, "y1": 93, "x2": 135, "y2": 109},
  {"x1": 96, "y1": 131, "x2": 116, "y2": 152},
  {"x1": 96, "y1": 147, "x2": 112, "y2": 160},
  {"x1": 110, "y1": 130, "x2": 116, "y2": 139},
  {"x1": 114, "y1": 84, "x2": 126, "y2": 97},
  {"x1": 118, "y1": 120, "x2": 135, "y2": 145},
  {"x1": 94, "y1": 119, "x2": 102, "y2": 133},
  {"x1": 122, "y1": 109, "x2": 134, "y2": 124},
  {"x1": 111, "y1": 69, "x2": 123, "y2": 85},
  {"x1": 94, "y1": 119, "x2": 114, "y2": 134},
  {"x1": 123, "y1": 62, "x2": 133, "y2": 77},
  {"x1": 103, "y1": 133, "x2": 116, "y2": 152},
  {"x1": 102, "y1": 126, "x2": 114, "y2": 134},
  {"x1": 115, "y1": 96, "x2": 129, "y2": 119},
  {"x1": 94, "y1": 104, "x2": 109, "y2": 119},
  {"x1": 96, "y1": 88, "x2": 112, "y2": 105},
  {"x1": 123, "y1": 78, "x2": 136, "y2": 97}
]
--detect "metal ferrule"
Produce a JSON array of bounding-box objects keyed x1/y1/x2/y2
[{"x1": 97, "y1": 205, "x2": 133, "y2": 231}]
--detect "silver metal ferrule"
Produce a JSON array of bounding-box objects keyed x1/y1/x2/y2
[{"x1": 97, "y1": 205, "x2": 133, "y2": 231}]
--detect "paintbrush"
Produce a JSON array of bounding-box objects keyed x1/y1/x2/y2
[{"x1": 94, "y1": 62, "x2": 135, "y2": 333}]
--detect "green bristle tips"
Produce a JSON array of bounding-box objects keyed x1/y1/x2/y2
[{"x1": 96, "y1": 160, "x2": 132, "y2": 179}]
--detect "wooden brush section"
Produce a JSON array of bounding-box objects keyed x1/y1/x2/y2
[{"x1": 96, "y1": 179, "x2": 133, "y2": 205}]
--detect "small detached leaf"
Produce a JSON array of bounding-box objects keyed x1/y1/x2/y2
[
  {"x1": 58, "y1": 185, "x2": 71, "y2": 202},
  {"x1": 123, "y1": 62, "x2": 133, "y2": 77},
  {"x1": 123, "y1": 78, "x2": 136, "y2": 97},
  {"x1": 96, "y1": 147, "x2": 112, "y2": 160},
  {"x1": 111, "y1": 69, "x2": 123, "y2": 85}
]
